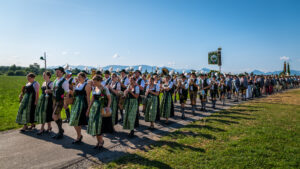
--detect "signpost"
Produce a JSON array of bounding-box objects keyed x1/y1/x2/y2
[{"x1": 208, "y1": 47, "x2": 222, "y2": 73}]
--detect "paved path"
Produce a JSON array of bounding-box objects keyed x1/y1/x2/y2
[{"x1": 1, "y1": 98, "x2": 244, "y2": 169}]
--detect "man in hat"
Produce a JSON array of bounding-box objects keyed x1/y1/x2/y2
[
  {"x1": 240, "y1": 74, "x2": 248, "y2": 101},
  {"x1": 188, "y1": 72, "x2": 199, "y2": 114},
  {"x1": 225, "y1": 74, "x2": 233, "y2": 99},
  {"x1": 178, "y1": 75, "x2": 188, "y2": 119},
  {"x1": 232, "y1": 75, "x2": 240, "y2": 102},
  {"x1": 52, "y1": 67, "x2": 69, "y2": 139},
  {"x1": 135, "y1": 70, "x2": 145, "y2": 126},
  {"x1": 102, "y1": 70, "x2": 112, "y2": 86},
  {"x1": 118, "y1": 69, "x2": 129, "y2": 123},
  {"x1": 63, "y1": 70, "x2": 75, "y2": 123},
  {"x1": 199, "y1": 74, "x2": 210, "y2": 111}
]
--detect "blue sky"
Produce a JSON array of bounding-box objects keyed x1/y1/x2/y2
[{"x1": 0, "y1": 0, "x2": 299, "y2": 73}]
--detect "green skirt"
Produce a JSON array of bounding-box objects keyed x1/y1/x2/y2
[
  {"x1": 35, "y1": 94, "x2": 53, "y2": 124},
  {"x1": 111, "y1": 94, "x2": 118, "y2": 125},
  {"x1": 160, "y1": 92, "x2": 172, "y2": 118},
  {"x1": 69, "y1": 95, "x2": 88, "y2": 126},
  {"x1": 87, "y1": 100, "x2": 102, "y2": 136},
  {"x1": 145, "y1": 95, "x2": 158, "y2": 122},
  {"x1": 123, "y1": 98, "x2": 138, "y2": 130},
  {"x1": 16, "y1": 93, "x2": 34, "y2": 125}
]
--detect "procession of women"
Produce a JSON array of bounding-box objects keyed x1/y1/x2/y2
[{"x1": 16, "y1": 66, "x2": 300, "y2": 150}]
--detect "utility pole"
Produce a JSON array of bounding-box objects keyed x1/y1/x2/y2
[{"x1": 40, "y1": 52, "x2": 47, "y2": 71}]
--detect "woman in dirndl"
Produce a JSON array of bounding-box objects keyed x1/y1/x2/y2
[
  {"x1": 160, "y1": 75, "x2": 173, "y2": 124},
  {"x1": 87, "y1": 75, "x2": 113, "y2": 149},
  {"x1": 108, "y1": 73, "x2": 121, "y2": 125},
  {"x1": 144, "y1": 77, "x2": 160, "y2": 129},
  {"x1": 35, "y1": 71, "x2": 54, "y2": 135},
  {"x1": 16, "y1": 73, "x2": 40, "y2": 132},
  {"x1": 69, "y1": 72, "x2": 91, "y2": 144},
  {"x1": 123, "y1": 76, "x2": 139, "y2": 137}
]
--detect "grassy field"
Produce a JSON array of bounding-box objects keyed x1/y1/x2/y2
[
  {"x1": 100, "y1": 89, "x2": 300, "y2": 169},
  {"x1": 0, "y1": 75, "x2": 67, "y2": 131}
]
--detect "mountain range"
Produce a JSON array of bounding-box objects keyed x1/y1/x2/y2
[{"x1": 48, "y1": 65, "x2": 300, "y2": 75}]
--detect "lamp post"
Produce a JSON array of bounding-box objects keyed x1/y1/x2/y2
[
  {"x1": 40, "y1": 52, "x2": 48, "y2": 97},
  {"x1": 40, "y1": 52, "x2": 47, "y2": 71}
]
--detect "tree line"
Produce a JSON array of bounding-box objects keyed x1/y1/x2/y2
[{"x1": 0, "y1": 63, "x2": 82, "y2": 76}]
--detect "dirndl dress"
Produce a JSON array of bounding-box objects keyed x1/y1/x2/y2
[
  {"x1": 16, "y1": 82, "x2": 37, "y2": 125},
  {"x1": 87, "y1": 88, "x2": 114, "y2": 136},
  {"x1": 69, "y1": 83, "x2": 88, "y2": 126},
  {"x1": 123, "y1": 91, "x2": 139, "y2": 130},
  {"x1": 35, "y1": 81, "x2": 53, "y2": 124}
]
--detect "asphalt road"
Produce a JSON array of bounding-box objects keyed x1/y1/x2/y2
[{"x1": 0, "y1": 97, "x2": 243, "y2": 169}]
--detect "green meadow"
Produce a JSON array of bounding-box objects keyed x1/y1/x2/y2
[{"x1": 101, "y1": 89, "x2": 300, "y2": 169}]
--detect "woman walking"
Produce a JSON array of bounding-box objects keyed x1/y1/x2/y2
[
  {"x1": 87, "y1": 75, "x2": 113, "y2": 149},
  {"x1": 69, "y1": 72, "x2": 91, "y2": 144},
  {"x1": 16, "y1": 73, "x2": 40, "y2": 132},
  {"x1": 108, "y1": 73, "x2": 121, "y2": 125},
  {"x1": 144, "y1": 77, "x2": 160, "y2": 129},
  {"x1": 123, "y1": 77, "x2": 140, "y2": 137},
  {"x1": 35, "y1": 71, "x2": 53, "y2": 135}
]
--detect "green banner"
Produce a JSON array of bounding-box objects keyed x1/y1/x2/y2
[{"x1": 208, "y1": 51, "x2": 219, "y2": 65}]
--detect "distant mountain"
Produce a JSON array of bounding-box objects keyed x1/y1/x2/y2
[
  {"x1": 251, "y1": 69, "x2": 300, "y2": 75},
  {"x1": 251, "y1": 70, "x2": 265, "y2": 75}
]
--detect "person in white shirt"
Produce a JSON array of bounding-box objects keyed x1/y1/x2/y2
[
  {"x1": 16, "y1": 73, "x2": 40, "y2": 132},
  {"x1": 51, "y1": 67, "x2": 69, "y2": 139},
  {"x1": 178, "y1": 75, "x2": 188, "y2": 119},
  {"x1": 188, "y1": 73, "x2": 199, "y2": 114},
  {"x1": 123, "y1": 76, "x2": 140, "y2": 137},
  {"x1": 160, "y1": 75, "x2": 173, "y2": 124},
  {"x1": 144, "y1": 77, "x2": 160, "y2": 129},
  {"x1": 108, "y1": 73, "x2": 121, "y2": 125},
  {"x1": 118, "y1": 69, "x2": 129, "y2": 123},
  {"x1": 35, "y1": 71, "x2": 54, "y2": 135}
]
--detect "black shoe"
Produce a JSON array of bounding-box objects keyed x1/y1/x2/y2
[
  {"x1": 37, "y1": 130, "x2": 45, "y2": 135},
  {"x1": 52, "y1": 133, "x2": 63, "y2": 139},
  {"x1": 45, "y1": 127, "x2": 52, "y2": 133},
  {"x1": 63, "y1": 119, "x2": 69, "y2": 123},
  {"x1": 72, "y1": 135, "x2": 83, "y2": 144},
  {"x1": 128, "y1": 130, "x2": 134, "y2": 137},
  {"x1": 93, "y1": 144, "x2": 99, "y2": 149}
]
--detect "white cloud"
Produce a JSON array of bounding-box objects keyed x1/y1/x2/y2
[
  {"x1": 280, "y1": 56, "x2": 290, "y2": 61},
  {"x1": 112, "y1": 53, "x2": 120, "y2": 59},
  {"x1": 74, "y1": 51, "x2": 80, "y2": 55}
]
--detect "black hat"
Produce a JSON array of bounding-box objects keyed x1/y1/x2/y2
[
  {"x1": 96, "y1": 70, "x2": 102, "y2": 75},
  {"x1": 104, "y1": 70, "x2": 110, "y2": 75},
  {"x1": 81, "y1": 70, "x2": 88, "y2": 74},
  {"x1": 55, "y1": 67, "x2": 65, "y2": 74},
  {"x1": 120, "y1": 69, "x2": 126, "y2": 73},
  {"x1": 135, "y1": 70, "x2": 141, "y2": 74}
]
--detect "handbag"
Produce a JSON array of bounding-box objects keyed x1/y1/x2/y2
[{"x1": 101, "y1": 107, "x2": 112, "y2": 117}]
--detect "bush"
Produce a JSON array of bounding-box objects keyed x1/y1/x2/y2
[
  {"x1": 7, "y1": 71, "x2": 15, "y2": 76},
  {"x1": 15, "y1": 70, "x2": 26, "y2": 76}
]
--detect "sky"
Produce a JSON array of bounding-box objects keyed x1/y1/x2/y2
[{"x1": 0, "y1": 0, "x2": 299, "y2": 73}]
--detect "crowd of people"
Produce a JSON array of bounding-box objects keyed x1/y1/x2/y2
[{"x1": 16, "y1": 66, "x2": 300, "y2": 149}]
